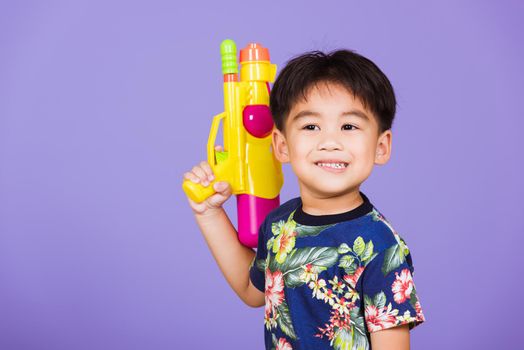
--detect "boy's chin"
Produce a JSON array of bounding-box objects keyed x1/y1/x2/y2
[{"x1": 303, "y1": 183, "x2": 361, "y2": 198}]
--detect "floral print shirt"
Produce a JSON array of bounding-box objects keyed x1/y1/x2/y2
[{"x1": 249, "y1": 192, "x2": 425, "y2": 350}]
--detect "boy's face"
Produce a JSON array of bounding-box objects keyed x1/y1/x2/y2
[{"x1": 272, "y1": 82, "x2": 392, "y2": 201}]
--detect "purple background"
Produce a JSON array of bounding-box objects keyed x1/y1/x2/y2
[{"x1": 1, "y1": 0, "x2": 522, "y2": 349}]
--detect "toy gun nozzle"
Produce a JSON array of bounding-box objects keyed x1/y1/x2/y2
[
  {"x1": 221, "y1": 39, "x2": 238, "y2": 76},
  {"x1": 240, "y1": 43, "x2": 270, "y2": 63}
]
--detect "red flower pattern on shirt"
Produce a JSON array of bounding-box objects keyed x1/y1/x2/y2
[
  {"x1": 365, "y1": 304, "x2": 398, "y2": 332},
  {"x1": 275, "y1": 337, "x2": 293, "y2": 350},
  {"x1": 343, "y1": 266, "x2": 364, "y2": 289},
  {"x1": 391, "y1": 268, "x2": 414, "y2": 304},
  {"x1": 265, "y1": 268, "x2": 285, "y2": 316}
]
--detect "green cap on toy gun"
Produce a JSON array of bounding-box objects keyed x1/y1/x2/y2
[{"x1": 220, "y1": 39, "x2": 238, "y2": 75}]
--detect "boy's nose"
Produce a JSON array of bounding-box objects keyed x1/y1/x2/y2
[{"x1": 317, "y1": 138, "x2": 343, "y2": 151}]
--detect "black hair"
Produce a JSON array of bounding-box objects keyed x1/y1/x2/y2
[{"x1": 270, "y1": 50, "x2": 396, "y2": 134}]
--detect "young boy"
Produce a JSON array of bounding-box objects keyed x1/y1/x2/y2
[{"x1": 183, "y1": 50, "x2": 425, "y2": 350}]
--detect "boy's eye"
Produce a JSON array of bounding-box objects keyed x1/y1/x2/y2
[
  {"x1": 302, "y1": 124, "x2": 358, "y2": 131},
  {"x1": 342, "y1": 124, "x2": 357, "y2": 130}
]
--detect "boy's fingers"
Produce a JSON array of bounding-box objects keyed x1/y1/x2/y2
[
  {"x1": 191, "y1": 165, "x2": 208, "y2": 184},
  {"x1": 183, "y1": 172, "x2": 200, "y2": 183},
  {"x1": 199, "y1": 161, "x2": 215, "y2": 181},
  {"x1": 214, "y1": 145, "x2": 223, "y2": 151}
]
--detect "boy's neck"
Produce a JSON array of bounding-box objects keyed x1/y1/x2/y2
[{"x1": 299, "y1": 187, "x2": 364, "y2": 216}]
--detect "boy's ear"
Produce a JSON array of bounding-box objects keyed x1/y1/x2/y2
[
  {"x1": 374, "y1": 129, "x2": 392, "y2": 165},
  {"x1": 272, "y1": 128, "x2": 290, "y2": 163}
]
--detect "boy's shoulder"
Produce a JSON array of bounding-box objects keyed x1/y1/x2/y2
[
  {"x1": 358, "y1": 207, "x2": 408, "y2": 253},
  {"x1": 260, "y1": 196, "x2": 301, "y2": 231},
  {"x1": 268, "y1": 196, "x2": 302, "y2": 220}
]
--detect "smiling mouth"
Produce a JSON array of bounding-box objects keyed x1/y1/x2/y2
[{"x1": 315, "y1": 162, "x2": 349, "y2": 169}]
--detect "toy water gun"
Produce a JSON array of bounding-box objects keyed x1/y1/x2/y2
[{"x1": 182, "y1": 39, "x2": 283, "y2": 248}]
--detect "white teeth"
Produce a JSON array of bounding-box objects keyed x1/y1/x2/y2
[{"x1": 317, "y1": 162, "x2": 348, "y2": 169}]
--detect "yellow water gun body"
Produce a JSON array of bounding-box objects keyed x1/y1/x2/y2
[{"x1": 183, "y1": 39, "x2": 283, "y2": 247}]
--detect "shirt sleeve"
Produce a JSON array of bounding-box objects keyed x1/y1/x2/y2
[
  {"x1": 360, "y1": 239, "x2": 426, "y2": 333},
  {"x1": 249, "y1": 216, "x2": 269, "y2": 292}
]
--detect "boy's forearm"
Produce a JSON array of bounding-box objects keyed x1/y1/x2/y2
[
  {"x1": 194, "y1": 208, "x2": 256, "y2": 304},
  {"x1": 370, "y1": 324, "x2": 410, "y2": 350}
]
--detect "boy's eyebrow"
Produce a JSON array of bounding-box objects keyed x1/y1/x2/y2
[{"x1": 291, "y1": 110, "x2": 370, "y2": 122}]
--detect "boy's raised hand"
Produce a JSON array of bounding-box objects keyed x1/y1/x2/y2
[{"x1": 183, "y1": 145, "x2": 232, "y2": 217}]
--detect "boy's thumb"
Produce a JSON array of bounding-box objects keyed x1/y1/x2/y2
[{"x1": 213, "y1": 181, "x2": 230, "y2": 193}]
